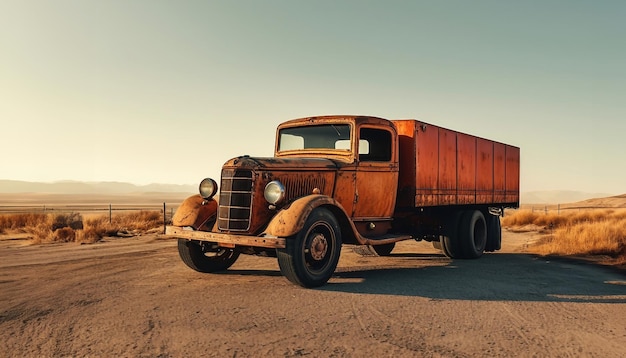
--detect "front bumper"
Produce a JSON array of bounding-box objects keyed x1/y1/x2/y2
[{"x1": 165, "y1": 226, "x2": 286, "y2": 249}]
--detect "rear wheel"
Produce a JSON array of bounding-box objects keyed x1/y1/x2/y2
[
  {"x1": 277, "y1": 208, "x2": 342, "y2": 288},
  {"x1": 372, "y1": 242, "x2": 395, "y2": 256},
  {"x1": 440, "y1": 212, "x2": 463, "y2": 259},
  {"x1": 458, "y1": 210, "x2": 487, "y2": 259},
  {"x1": 177, "y1": 239, "x2": 240, "y2": 273},
  {"x1": 485, "y1": 214, "x2": 502, "y2": 252}
]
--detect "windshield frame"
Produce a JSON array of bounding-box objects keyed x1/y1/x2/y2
[{"x1": 275, "y1": 122, "x2": 355, "y2": 160}]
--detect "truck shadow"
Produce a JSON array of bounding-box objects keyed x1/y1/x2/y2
[{"x1": 323, "y1": 253, "x2": 626, "y2": 303}]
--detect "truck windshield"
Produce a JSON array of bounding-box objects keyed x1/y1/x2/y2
[{"x1": 278, "y1": 124, "x2": 351, "y2": 152}]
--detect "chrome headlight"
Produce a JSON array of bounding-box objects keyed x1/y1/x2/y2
[
  {"x1": 199, "y1": 178, "x2": 218, "y2": 199},
  {"x1": 264, "y1": 180, "x2": 285, "y2": 205}
]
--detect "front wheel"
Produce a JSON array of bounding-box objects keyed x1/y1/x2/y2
[
  {"x1": 277, "y1": 208, "x2": 342, "y2": 288},
  {"x1": 177, "y1": 239, "x2": 240, "y2": 273}
]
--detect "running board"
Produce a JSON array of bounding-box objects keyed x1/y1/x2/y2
[{"x1": 361, "y1": 234, "x2": 413, "y2": 246}]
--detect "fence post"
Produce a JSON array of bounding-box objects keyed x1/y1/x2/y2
[
  {"x1": 163, "y1": 202, "x2": 166, "y2": 234},
  {"x1": 109, "y1": 204, "x2": 112, "y2": 224}
]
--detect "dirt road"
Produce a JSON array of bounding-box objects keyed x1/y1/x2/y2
[{"x1": 1, "y1": 231, "x2": 625, "y2": 357}]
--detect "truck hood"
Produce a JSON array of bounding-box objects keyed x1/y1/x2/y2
[{"x1": 223, "y1": 156, "x2": 341, "y2": 171}]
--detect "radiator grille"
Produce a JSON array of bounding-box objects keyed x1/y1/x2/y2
[
  {"x1": 283, "y1": 176, "x2": 326, "y2": 202},
  {"x1": 218, "y1": 169, "x2": 253, "y2": 231}
]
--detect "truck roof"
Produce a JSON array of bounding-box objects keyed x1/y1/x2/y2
[{"x1": 279, "y1": 115, "x2": 395, "y2": 130}]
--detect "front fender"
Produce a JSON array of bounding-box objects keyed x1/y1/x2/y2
[
  {"x1": 263, "y1": 195, "x2": 348, "y2": 238},
  {"x1": 172, "y1": 195, "x2": 217, "y2": 229}
]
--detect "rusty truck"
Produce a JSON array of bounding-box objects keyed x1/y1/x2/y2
[{"x1": 166, "y1": 115, "x2": 520, "y2": 287}]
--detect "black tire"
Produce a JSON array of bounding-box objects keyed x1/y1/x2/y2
[
  {"x1": 485, "y1": 214, "x2": 502, "y2": 252},
  {"x1": 458, "y1": 210, "x2": 487, "y2": 259},
  {"x1": 440, "y1": 212, "x2": 464, "y2": 259},
  {"x1": 177, "y1": 239, "x2": 240, "y2": 273},
  {"x1": 372, "y1": 242, "x2": 395, "y2": 256},
  {"x1": 277, "y1": 208, "x2": 342, "y2": 288}
]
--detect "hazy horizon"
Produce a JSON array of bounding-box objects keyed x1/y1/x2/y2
[
  {"x1": 0, "y1": 179, "x2": 621, "y2": 204},
  {"x1": 2, "y1": 1, "x2": 625, "y2": 194}
]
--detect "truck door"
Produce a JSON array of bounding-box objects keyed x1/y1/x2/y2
[{"x1": 353, "y1": 127, "x2": 399, "y2": 221}]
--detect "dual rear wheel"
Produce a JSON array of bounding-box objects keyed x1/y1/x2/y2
[{"x1": 439, "y1": 209, "x2": 498, "y2": 259}]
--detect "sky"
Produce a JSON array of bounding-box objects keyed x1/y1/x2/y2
[{"x1": 1, "y1": 0, "x2": 625, "y2": 194}]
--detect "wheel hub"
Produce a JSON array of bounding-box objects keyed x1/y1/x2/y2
[{"x1": 309, "y1": 233, "x2": 328, "y2": 261}]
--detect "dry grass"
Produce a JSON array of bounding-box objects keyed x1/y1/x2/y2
[
  {"x1": 0, "y1": 211, "x2": 163, "y2": 244},
  {"x1": 0, "y1": 213, "x2": 49, "y2": 232},
  {"x1": 112, "y1": 211, "x2": 162, "y2": 231},
  {"x1": 502, "y1": 209, "x2": 626, "y2": 265}
]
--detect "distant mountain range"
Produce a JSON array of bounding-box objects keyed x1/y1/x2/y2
[
  {"x1": 0, "y1": 180, "x2": 196, "y2": 194},
  {"x1": 570, "y1": 194, "x2": 626, "y2": 208},
  {"x1": 1, "y1": 180, "x2": 622, "y2": 206},
  {"x1": 520, "y1": 190, "x2": 617, "y2": 204}
]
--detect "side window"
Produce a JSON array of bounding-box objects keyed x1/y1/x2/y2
[{"x1": 359, "y1": 128, "x2": 392, "y2": 162}]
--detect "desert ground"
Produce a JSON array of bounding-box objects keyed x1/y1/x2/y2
[{"x1": 1, "y1": 229, "x2": 625, "y2": 357}]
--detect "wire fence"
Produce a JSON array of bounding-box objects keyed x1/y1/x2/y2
[
  {"x1": 0, "y1": 203, "x2": 180, "y2": 234},
  {"x1": 524, "y1": 204, "x2": 624, "y2": 215}
]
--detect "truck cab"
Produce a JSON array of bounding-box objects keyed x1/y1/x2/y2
[{"x1": 274, "y1": 116, "x2": 399, "y2": 235}]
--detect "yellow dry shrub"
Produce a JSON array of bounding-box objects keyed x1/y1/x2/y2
[
  {"x1": 54, "y1": 227, "x2": 77, "y2": 243},
  {"x1": 0, "y1": 213, "x2": 49, "y2": 231},
  {"x1": 76, "y1": 227, "x2": 105, "y2": 244},
  {"x1": 27, "y1": 219, "x2": 55, "y2": 244},
  {"x1": 111, "y1": 211, "x2": 162, "y2": 231},
  {"x1": 504, "y1": 209, "x2": 626, "y2": 259},
  {"x1": 531, "y1": 218, "x2": 626, "y2": 257},
  {"x1": 76, "y1": 211, "x2": 162, "y2": 242},
  {"x1": 75, "y1": 216, "x2": 109, "y2": 243},
  {"x1": 2, "y1": 210, "x2": 163, "y2": 244},
  {"x1": 501, "y1": 210, "x2": 537, "y2": 227}
]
